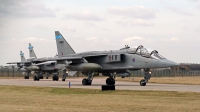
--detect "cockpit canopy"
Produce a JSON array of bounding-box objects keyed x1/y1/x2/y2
[{"x1": 127, "y1": 45, "x2": 165, "y2": 60}]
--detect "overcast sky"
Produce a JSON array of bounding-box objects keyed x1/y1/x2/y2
[{"x1": 0, "y1": 0, "x2": 200, "y2": 65}]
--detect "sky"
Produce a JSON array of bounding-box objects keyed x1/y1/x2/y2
[{"x1": 0, "y1": 0, "x2": 200, "y2": 65}]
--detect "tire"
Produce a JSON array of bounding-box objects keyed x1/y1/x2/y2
[
  {"x1": 37, "y1": 77, "x2": 40, "y2": 81},
  {"x1": 106, "y1": 78, "x2": 115, "y2": 85},
  {"x1": 33, "y1": 76, "x2": 37, "y2": 81},
  {"x1": 52, "y1": 76, "x2": 55, "y2": 81},
  {"x1": 62, "y1": 79, "x2": 65, "y2": 81},
  {"x1": 87, "y1": 81, "x2": 92, "y2": 85},
  {"x1": 40, "y1": 76, "x2": 44, "y2": 79},
  {"x1": 24, "y1": 76, "x2": 27, "y2": 79},
  {"x1": 27, "y1": 76, "x2": 29, "y2": 79},
  {"x1": 46, "y1": 77, "x2": 48, "y2": 79},
  {"x1": 140, "y1": 79, "x2": 146, "y2": 86},
  {"x1": 106, "y1": 78, "x2": 111, "y2": 85},
  {"x1": 55, "y1": 76, "x2": 59, "y2": 81},
  {"x1": 82, "y1": 78, "x2": 88, "y2": 85},
  {"x1": 112, "y1": 80, "x2": 115, "y2": 85}
]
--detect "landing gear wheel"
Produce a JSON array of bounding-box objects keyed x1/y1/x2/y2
[
  {"x1": 52, "y1": 76, "x2": 55, "y2": 81},
  {"x1": 106, "y1": 78, "x2": 115, "y2": 85},
  {"x1": 140, "y1": 79, "x2": 146, "y2": 86},
  {"x1": 26, "y1": 76, "x2": 29, "y2": 79},
  {"x1": 40, "y1": 76, "x2": 44, "y2": 79},
  {"x1": 82, "y1": 78, "x2": 92, "y2": 85},
  {"x1": 87, "y1": 81, "x2": 92, "y2": 85},
  {"x1": 62, "y1": 79, "x2": 65, "y2": 81},
  {"x1": 24, "y1": 76, "x2": 28, "y2": 79},
  {"x1": 82, "y1": 78, "x2": 88, "y2": 85},
  {"x1": 53, "y1": 76, "x2": 59, "y2": 81},
  {"x1": 33, "y1": 76, "x2": 39, "y2": 81},
  {"x1": 46, "y1": 77, "x2": 48, "y2": 79},
  {"x1": 55, "y1": 76, "x2": 59, "y2": 81}
]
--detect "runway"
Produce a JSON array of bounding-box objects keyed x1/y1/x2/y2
[{"x1": 0, "y1": 78, "x2": 200, "y2": 93}]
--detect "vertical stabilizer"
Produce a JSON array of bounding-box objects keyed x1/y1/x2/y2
[
  {"x1": 55, "y1": 31, "x2": 75, "y2": 57},
  {"x1": 28, "y1": 43, "x2": 37, "y2": 59},
  {"x1": 20, "y1": 51, "x2": 26, "y2": 62}
]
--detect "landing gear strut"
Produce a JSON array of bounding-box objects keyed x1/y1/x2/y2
[
  {"x1": 24, "y1": 72, "x2": 30, "y2": 79},
  {"x1": 46, "y1": 72, "x2": 50, "y2": 79},
  {"x1": 106, "y1": 74, "x2": 115, "y2": 85},
  {"x1": 82, "y1": 72, "x2": 93, "y2": 85},
  {"x1": 140, "y1": 69, "x2": 151, "y2": 86},
  {"x1": 62, "y1": 70, "x2": 68, "y2": 81}
]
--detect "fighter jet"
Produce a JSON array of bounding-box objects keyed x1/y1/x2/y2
[
  {"x1": 7, "y1": 47, "x2": 62, "y2": 81},
  {"x1": 17, "y1": 51, "x2": 31, "y2": 79},
  {"x1": 46, "y1": 31, "x2": 178, "y2": 86},
  {"x1": 7, "y1": 43, "x2": 73, "y2": 81}
]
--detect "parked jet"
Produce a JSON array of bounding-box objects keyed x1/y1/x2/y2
[
  {"x1": 27, "y1": 43, "x2": 76, "y2": 81},
  {"x1": 46, "y1": 31, "x2": 178, "y2": 86},
  {"x1": 7, "y1": 50, "x2": 62, "y2": 81},
  {"x1": 7, "y1": 43, "x2": 73, "y2": 81}
]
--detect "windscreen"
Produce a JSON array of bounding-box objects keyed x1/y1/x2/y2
[
  {"x1": 140, "y1": 48, "x2": 150, "y2": 57},
  {"x1": 150, "y1": 50, "x2": 165, "y2": 60}
]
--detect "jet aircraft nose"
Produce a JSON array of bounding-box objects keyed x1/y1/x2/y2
[{"x1": 159, "y1": 59, "x2": 179, "y2": 68}]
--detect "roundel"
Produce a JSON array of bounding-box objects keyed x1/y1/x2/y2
[{"x1": 132, "y1": 58, "x2": 135, "y2": 62}]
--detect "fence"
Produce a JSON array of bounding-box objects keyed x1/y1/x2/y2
[
  {"x1": 130, "y1": 69, "x2": 200, "y2": 77},
  {"x1": 1, "y1": 68, "x2": 200, "y2": 78}
]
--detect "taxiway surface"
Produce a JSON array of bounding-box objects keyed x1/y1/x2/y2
[{"x1": 0, "y1": 78, "x2": 200, "y2": 92}]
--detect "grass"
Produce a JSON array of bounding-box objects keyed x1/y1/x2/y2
[
  {"x1": 116, "y1": 76, "x2": 200, "y2": 85},
  {"x1": 0, "y1": 85, "x2": 200, "y2": 112}
]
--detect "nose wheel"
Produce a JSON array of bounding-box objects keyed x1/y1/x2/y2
[
  {"x1": 140, "y1": 79, "x2": 146, "y2": 86},
  {"x1": 106, "y1": 74, "x2": 115, "y2": 85},
  {"x1": 106, "y1": 78, "x2": 115, "y2": 85}
]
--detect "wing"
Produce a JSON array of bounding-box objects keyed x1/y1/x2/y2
[
  {"x1": 44, "y1": 57, "x2": 84, "y2": 64},
  {"x1": 7, "y1": 61, "x2": 32, "y2": 64},
  {"x1": 34, "y1": 61, "x2": 56, "y2": 66}
]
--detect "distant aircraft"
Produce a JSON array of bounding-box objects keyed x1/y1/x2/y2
[
  {"x1": 7, "y1": 43, "x2": 75, "y2": 81},
  {"x1": 7, "y1": 45, "x2": 62, "y2": 81},
  {"x1": 46, "y1": 31, "x2": 178, "y2": 86}
]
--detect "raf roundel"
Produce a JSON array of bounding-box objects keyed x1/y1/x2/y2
[{"x1": 132, "y1": 58, "x2": 135, "y2": 62}]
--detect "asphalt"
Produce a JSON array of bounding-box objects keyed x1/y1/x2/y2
[{"x1": 0, "y1": 78, "x2": 200, "y2": 93}]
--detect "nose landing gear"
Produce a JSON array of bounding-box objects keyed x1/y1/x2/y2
[{"x1": 140, "y1": 69, "x2": 151, "y2": 86}]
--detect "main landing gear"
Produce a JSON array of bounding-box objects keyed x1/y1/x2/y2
[
  {"x1": 62, "y1": 70, "x2": 68, "y2": 81},
  {"x1": 24, "y1": 72, "x2": 30, "y2": 79},
  {"x1": 46, "y1": 72, "x2": 50, "y2": 79},
  {"x1": 33, "y1": 72, "x2": 41, "y2": 81},
  {"x1": 140, "y1": 69, "x2": 151, "y2": 86},
  {"x1": 52, "y1": 72, "x2": 59, "y2": 81},
  {"x1": 82, "y1": 72, "x2": 93, "y2": 85},
  {"x1": 106, "y1": 75, "x2": 115, "y2": 85}
]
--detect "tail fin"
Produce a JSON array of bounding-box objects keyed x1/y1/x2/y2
[
  {"x1": 55, "y1": 31, "x2": 75, "y2": 57},
  {"x1": 20, "y1": 51, "x2": 26, "y2": 62},
  {"x1": 28, "y1": 43, "x2": 37, "y2": 59}
]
